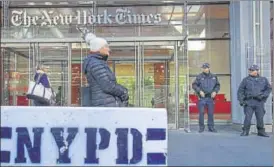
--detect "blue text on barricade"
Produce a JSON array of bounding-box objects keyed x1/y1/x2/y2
[{"x1": 0, "y1": 106, "x2": 168, "y2": 166}]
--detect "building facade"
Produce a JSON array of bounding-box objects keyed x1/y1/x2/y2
[{"x1": 0, "y1": 0, "x2": 273, "y2": 129}]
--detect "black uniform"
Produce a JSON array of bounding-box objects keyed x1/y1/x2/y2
[
  {"x1": 192, "y1": 72, "x2": 220, "y2": 131},
  {"x1": 237, "y1": 74, "x2": 272, "y2": 136}
]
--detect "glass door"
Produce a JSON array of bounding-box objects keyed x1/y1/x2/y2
[
  {"x1": 73, "y1": 42, "x2": 88, "y2": 106},
  {"x1": 110, "y1": 42, "x2": 138, "y2": 107},
  {"x1": 1, "y1": 43, "x2": 35, "y2": 106},
  {"x1": 140, "y1": 41, "x2": 179, "y2": 129},
  {"x1": 111, "y1": 40, "x2": 189, "y2": 130}
]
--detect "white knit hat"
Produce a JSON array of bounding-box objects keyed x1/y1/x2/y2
[{"x1": 84, "y1": 33, "x2": 108, "y2": 52}]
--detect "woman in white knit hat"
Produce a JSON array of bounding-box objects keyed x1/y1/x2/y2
[{"x1": 82, "y1": 32, "x2": 129, "y2": 107}]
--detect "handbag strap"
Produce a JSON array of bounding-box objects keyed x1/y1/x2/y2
[
  {"x1": 30, "y1": 73, "x2": 43, "y2": 95},
  {"x1": 35, "y1": 73, "x2": 43, "y2": 84}
]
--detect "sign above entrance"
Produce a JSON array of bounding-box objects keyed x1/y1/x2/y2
[{"x1": 10, "y1": 8, "x2": 162, "y2": 27}]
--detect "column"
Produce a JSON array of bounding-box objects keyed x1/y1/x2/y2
[
  {"x1": 260, "y1": 1, "x2": 272, "y2": 126},
  {"x1": 230, "y1": 1, "x2": 272, "y2": 125}
]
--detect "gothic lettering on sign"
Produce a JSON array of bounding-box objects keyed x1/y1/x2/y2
[{"x1": 10, "y1": 8, "x2": 162, "y2": 27}]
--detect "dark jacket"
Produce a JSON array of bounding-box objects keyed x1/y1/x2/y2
[
  {"x1": 34, "y1": 70, "x2": 50, "y2": 88},
  {"x1": 237, "y1": 75, "x2": 272, "y2": 103},
  {"x1": 192, "y1": 72, "x2": 220, "y2": 97},
  {"x1": 83, "y1": 54, "x2": 128, "y2": 107}
]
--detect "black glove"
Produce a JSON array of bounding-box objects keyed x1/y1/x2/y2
[
  {"x1": 240, "y1": 101, "x2": 247, "y2": 107},
  {"x1": 123, "y1": 100, "x2": 129, "y2": 107},
  {"x1": 120, "y1": 91, "x2": 129, "y2": 102}
]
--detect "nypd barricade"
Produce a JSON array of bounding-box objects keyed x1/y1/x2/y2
[{"x1": 0, "y1": 106, "x2": 167, "y2": 166}]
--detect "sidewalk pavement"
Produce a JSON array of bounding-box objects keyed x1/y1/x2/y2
[{"x1": 168, "y1": 125, "x2": 273, "y2": 166}]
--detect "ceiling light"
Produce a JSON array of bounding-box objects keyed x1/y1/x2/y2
[
  {"x1": 160, "y1": 46, "x2": 174, "y2": 49},
  {"x1": 59, "y1": 2, "x2": 69, "y2": 4},
  {"x1": 188, "y1": 41, "x2": 206, "y2": 51},
  {"x1": 170, "y1": 21, "x2": 182, "y2": 25},
  {"x1": 188, "y1": 13, "x2": 197, "y2": 17},
  {"x1": 78, "y1": 1, "x2": 94, "y2": 4},
  {"x1": 45, "y1": 2, "x2": 52, "y2": 5},
  {"x1": 27, "y1": 2, "x2": 35, "y2": 5},
  {"x1": 163, "y1": 0, "x2": 174, "y2": 2}
]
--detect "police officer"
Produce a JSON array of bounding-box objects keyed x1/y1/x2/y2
[
  {"x1": 192, "y1": 63, "x2": 220, "y2": 133},
  {"x1": 237, "y1": 64, "x2": 272, "y2": 137}
]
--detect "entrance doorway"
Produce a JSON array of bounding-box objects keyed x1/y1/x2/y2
[
  {"x1": 109, "y1": 41, "x2": 180, "y2": 128},
  {"x1": 1, "y1": 36, "x2": 189, "y2": 129}
]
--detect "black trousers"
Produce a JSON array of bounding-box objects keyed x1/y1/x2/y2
[
  {"x1": 243, "y1": 102, "x2": 265, "y2": 130},
  {"x1": 198, "y1": 97, "x2": 215, "y2": 129}
]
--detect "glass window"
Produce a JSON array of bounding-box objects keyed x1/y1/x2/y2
[
  {"x1": 188, "y1": 40, "x2": 231, "y2": 120},
  {"x1": 188, "y1": 5, "x2": 229, "y2": 38},
  {"x1": 1, "y1": 47, "x2": 30, "y2": 106},
  {"x1": 189, "y1": 40, "x2": 230, "y2": 74}
]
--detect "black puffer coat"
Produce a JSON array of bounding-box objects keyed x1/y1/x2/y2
[{"x1": 83, "y1": 54, "x2": 128, "y2": 107}]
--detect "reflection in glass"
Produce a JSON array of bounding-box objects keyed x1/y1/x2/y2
[
  {"x1": 188, "y1": 5, "x2": 229, "y2": 38},
  {"x1": 1, "y1": 47, "x2": 31, "y2": 106},
  {"x1": 189, "y1": 40, "x2": 230, "y2": 74}
]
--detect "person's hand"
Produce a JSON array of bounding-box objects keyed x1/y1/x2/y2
[
  {"x1": 120, "y1": 93, "x2": 129, "y2": 102},
  {"x1": 199, "y1": 91, "x2": 205, "y2": 97},
  {"x1": 211, "y1": 92, "x2": 217, "y2": 98},
  {"x1": 123, "y1": 100, "x2": 129, "y2": 107},
  {"x1": 240, "y1": 101, "x2": 247, "y2": 107}
]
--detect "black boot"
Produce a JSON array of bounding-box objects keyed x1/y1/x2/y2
[
  {"x1": 208, "y1": 127, "x2": 217, "y2": 133},
  {"x1": 257, "y1": 128, "x2": 269, "y2": 137},
  {"x1": 199, "y1": 127, "x2": 204, "y2": 133},
  {"x1": 240, "y1": 127, "x2": 249, "y2": 136}
]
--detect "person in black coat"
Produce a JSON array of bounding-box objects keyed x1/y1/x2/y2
[
  {"x1": 192, "y1": 63, "x2": 220, "y2": 133},
  {"x1": 237, "y1": 64, "x2": 272, "y2": 137},
  {"x1": 82, "y1": 33, "x2": 129, "y2": 107}
]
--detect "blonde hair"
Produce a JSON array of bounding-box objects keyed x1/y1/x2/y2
[{"x1": 36, "y1": 64, "x2": 48, "y2": 71}]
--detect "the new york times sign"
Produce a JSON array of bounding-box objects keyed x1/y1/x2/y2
[
  {"x1": 10, "y1": 8, "x2": 162, "y2": 27},
  {"x1": 0, "y1": 106, "x2": 167, "y2": 166}
]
